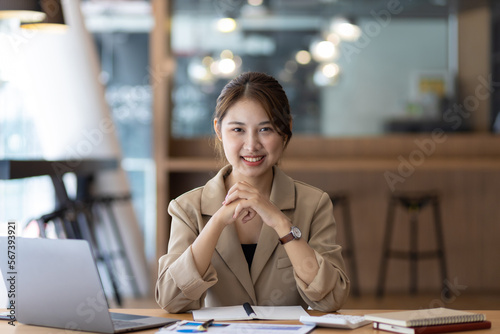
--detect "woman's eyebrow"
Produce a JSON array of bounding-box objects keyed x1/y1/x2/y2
[
  {"x1": 227, "y1": 121, "x2": 271, "y2": 126},
  {"x1": 226, "y1": 121, "x2": 245, "y2": 126},
  {"x1": 226, "y1": 121, "x2": 271, "y2": 126}
]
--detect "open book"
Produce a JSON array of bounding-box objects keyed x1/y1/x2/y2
[
  {"x1": 365, "y1": 308, "x2": 486, "y2": 327},
  {"x1": 192, "y1": 303, "x2": 309, "y2": 321}
]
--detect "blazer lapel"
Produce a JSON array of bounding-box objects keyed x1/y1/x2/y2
[
  {"x1": 251, "y1": 167, "x2": 295, "y2": 283},
  {"x1": 216, "y1": 225, "x2": 257, "y2": 303},
  {"x1": 201, "y1": 166, "x2": 257, "y2": 303}
]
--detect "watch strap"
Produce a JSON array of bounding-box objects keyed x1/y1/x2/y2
[{"x1": 279, "y1": 232, "x2": 295, "y2": 245}]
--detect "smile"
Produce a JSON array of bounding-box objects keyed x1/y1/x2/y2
[{"x1": 242, "y1": 156, "x2": 264, "y2": 163}]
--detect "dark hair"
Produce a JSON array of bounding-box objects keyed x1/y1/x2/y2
[{"x1": 214, "y1": 72, "x2": 293, "y2": 156}]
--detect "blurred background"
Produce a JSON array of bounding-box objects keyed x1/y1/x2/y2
[{"x1": 1, "y1": 0, "x2": 500, "y2": 309}]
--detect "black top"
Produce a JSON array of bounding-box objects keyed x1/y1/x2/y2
[{"x1": 241, "y1": 243, "x2": 257, "y2": 270}]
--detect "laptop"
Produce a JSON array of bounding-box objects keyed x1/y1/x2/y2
[{"x1": 0, "y1": 237, "x2": 178, "y2": 333}]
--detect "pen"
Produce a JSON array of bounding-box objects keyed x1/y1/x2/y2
[
  {"x1": 196, "y1": 319, "x2": 214, "y2": 332},
  {"x1": 243, "y1": 302, "x2": 257, "y2": 318}
]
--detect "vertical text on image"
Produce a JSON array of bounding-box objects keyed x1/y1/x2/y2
[{"x1": 6, "y1": 221, "x2": 17, "y2": 326}]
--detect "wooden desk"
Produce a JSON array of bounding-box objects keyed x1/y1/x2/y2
[
  {"x1": 0, "y1": 309, "x2": 497, "y2": 333},
  {"x1": 0, "y1": 159, "x2": 118, "y2": 206}
]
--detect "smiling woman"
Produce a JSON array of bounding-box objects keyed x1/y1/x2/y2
[
  {"x1": 213, "y1": 72, "x2": 293, "y2": 166},
  {"x1": 155, "y1": 72, "x2": 350, "y2": 314},
  {"x1": 215, "y1": 97, "x2": 285, "y2": 182}
]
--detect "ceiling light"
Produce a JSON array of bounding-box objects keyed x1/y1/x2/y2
[
  {"x1": 21, "y1": 22, "x2": 67, "y2": 32},
  {"x1": 322, "y1": 63, "x2": 340, "y2": 78},
  {"x1": 210, "y1": 59, "x2": 236, "y2": 78},
  {"x1": 209, "y1": 50, "x2": 242, "y2": 78},
  {"x1": 313, "y1": 63, "x2": 341, "y2": 86},
  {"x1": 0, "y1": 0, "x2": 45, "y2": 22},
  {"x1": 0, "y1": 10, "x2": 45, "y2": 23},
  {"x1": 0, "y1": 0, "x2": 67, "y2": 31},
  {"x1": 247, "y1": 0, "x2": 264, "y2": 6},
  {"x1": 310, "y1": 39, "x2": 338, "y2": 62},
  {"x1": 218, "y1": 58, "x2": 236, "y2": 74},
  {"x1": 330, "y1": 17, "x2": 361, "y2": 42},
  {"x1": 217, "y1": 17, "x2": 237, "y2": 33},
  {"x1": 295, "y1": 50, "x2": 311, "y2": 65},
  {"x1": 202, "y1": 56, "x2": 214, "y2": 66},
  {"x1": 188, "y1": 58, "x2": 214, "y2": 84},
  {"x1": 220, "y1": 49, "x2": 234, "y2": 59},
  {"x1": 233, "y1": 55, "x2": 242, "y2": 68},
  {"x1": 326, "y1": 32, "x2": 341, "y2": 45}
]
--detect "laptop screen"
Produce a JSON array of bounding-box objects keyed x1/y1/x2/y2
[{"x1": 1, "y1": 237, "x2": 115, "y2": 333}]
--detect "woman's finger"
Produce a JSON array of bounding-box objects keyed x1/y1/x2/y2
[
  {"x1": 241, "y1": 209, "x2": 257, "y2": 223},
  {"x1": 225, "y1": 182, "x2": 256, "y2": 199}
]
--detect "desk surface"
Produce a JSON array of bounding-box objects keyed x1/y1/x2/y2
[
  {"x1": 0, "y1": 309, "x2": 497, "y2": 333},
  {"x1": 0, "y1": 159, "x2": 118, "y2": 180}
]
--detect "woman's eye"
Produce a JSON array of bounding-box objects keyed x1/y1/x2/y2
[
  {"x1": 260, "y1": 127, "x2": 273, "y2": 132},
  {"x1": 232, "y1": 128, "x2": 243, "y2": 132}
]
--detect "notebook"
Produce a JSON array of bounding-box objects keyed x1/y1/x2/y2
[
  {"x1": 365, "y1": 308, "x2": 486, "y2": 328},
  {"x1": 192, "y1": 303, "x2": 308, "y2": 321},
  {"x1": 0, "y1": 237, "x2": 178, "y2": 333},
  {"x1": 372, "y1": 320, "x2": 492, "y2": 334}
]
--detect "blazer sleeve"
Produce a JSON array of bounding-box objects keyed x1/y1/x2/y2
[
  {"x1": 155, "y1": 199, "x2": 218, "y2": 313},
  {"x1": 294, "y1": 191, "x2": 350, "y2": 312}
]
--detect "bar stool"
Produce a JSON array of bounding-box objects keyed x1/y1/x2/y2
[
  {"x1": 329, "y1": 192, "x2": 360, "y2": 297},
  {"x1": 35, "y1": 207, "x2": 77, "y2": 239},
  {"x1": 376, "y1": 191, "x2": 447, "y2": 297},
  {"x1": 31, "y1": 203, "x2": 125, "y2": 306},
  {"x1": 90, "y1": 194, "x2": 141, "y2": 298}
]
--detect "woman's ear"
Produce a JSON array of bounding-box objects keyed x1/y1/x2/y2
[{"x1": 214, "y1": 118, "x2": 222, "y2": 141}]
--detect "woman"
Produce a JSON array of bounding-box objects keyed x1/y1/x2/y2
[{"x1": 155, "y1": 72, "x2": 349, "y2": 313}]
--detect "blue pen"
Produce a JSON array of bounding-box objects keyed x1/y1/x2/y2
[
  {"x1": 196, "y1": 319, "x2": 214, "y2": 332},
  {"x1": 175, "y1": 319, "x2": 218, "y2": 333}
]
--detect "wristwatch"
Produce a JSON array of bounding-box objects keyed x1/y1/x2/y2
[{"x1": 279, "y1": 226, "x2": 301, "y2": 245}]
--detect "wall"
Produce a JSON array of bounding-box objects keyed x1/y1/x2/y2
[{"x1": 321, "y1": 18, "x2": 449, "y2": 136}]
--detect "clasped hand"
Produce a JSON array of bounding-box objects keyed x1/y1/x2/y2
[{"x1": 218, "y1": 181, "x2": 287, "y2": 230}]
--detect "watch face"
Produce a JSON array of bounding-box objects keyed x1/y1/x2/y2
[{"x1": 291, "y1": 226, "x2": 301, "y2": 239}]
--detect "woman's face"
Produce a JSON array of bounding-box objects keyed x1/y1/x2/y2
[{"x1": 215, "y1": 98, "x2": 285, "y2": 180}]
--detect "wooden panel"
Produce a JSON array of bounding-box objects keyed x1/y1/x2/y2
[
  {"x1": 171, "y1": 134, "x2": 500, "y2": 159},
  {"x1": 151, "y1": 0, "x2": 172, "y2": 265},
  {"x1": 170, "y1": 138, "x2": 217, "y2": 158},
  {"x1": 285, "y1": 168, "x2": 500, "y2": 294},
  {"x1": 284, "y1": 134, "x2": 500, "y2": 158},
  {"x1": 458, "y1": 5, "x2": 491, "y2": 131}
]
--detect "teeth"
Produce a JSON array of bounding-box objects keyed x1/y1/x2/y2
[{"x1": 243, "y1": 156, "x2": 263, "y2": 162}]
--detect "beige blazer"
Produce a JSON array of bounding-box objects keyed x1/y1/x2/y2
[{"x1": 156, "y1": 165, "x2": 350, "y2": 313}]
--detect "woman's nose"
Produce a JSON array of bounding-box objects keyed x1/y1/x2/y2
[{"x1": 244, "y1": 132, "x2": 262, "y2": 151}]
